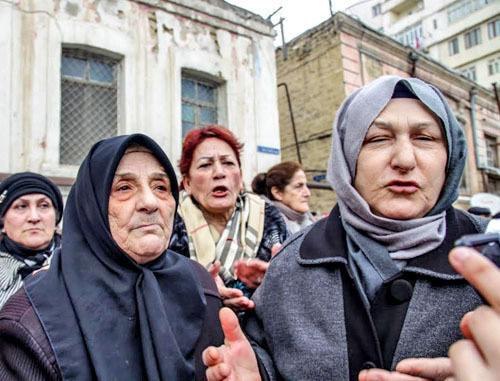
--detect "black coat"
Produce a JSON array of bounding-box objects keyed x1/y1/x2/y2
[{"x1": 0, "y1": 260, "x2": 224, "y2": 381}]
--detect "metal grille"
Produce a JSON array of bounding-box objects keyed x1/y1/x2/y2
[
  {"x1": 181, "y1": 76, "x2": 217, "y2": 140},
  {"x1": 60, "y1": 48, "x2": 119, "y2": 166}
]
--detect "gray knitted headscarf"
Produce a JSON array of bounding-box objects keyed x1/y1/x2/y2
[{"x1": 328, "y1": 76, "x2": 466, "y2": 263}]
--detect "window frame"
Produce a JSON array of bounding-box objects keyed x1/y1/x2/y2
[
  {"x1": 486, "y1": 134, "x2": 499, "y2": 168},
  {"x1": 449, "y1": 38, "x2": 460, "y2": 56},
  {"x1": 181, "y1": 73, "x2": 219, "y2": 140},
  {"x1": 464, "y1": 27, "x2": 482, "y2": 49},
  {"x1": 488, "y1": 19, "x2": 500, "y2": 39},
  {"x1": 59, "y1": 47, "x2": 120, "y2": 166}
]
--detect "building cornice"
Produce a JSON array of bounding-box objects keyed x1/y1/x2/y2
[{"x1": 133, "y1": 0, "x2": 276, "y2": 38}]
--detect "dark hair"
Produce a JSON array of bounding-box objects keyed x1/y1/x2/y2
[
  {"x1": 252, "y1": 161, "x2": 303, "y2": 200},
  {"x1": 179, "y1": 125, "x2": 243, "y2": 190}
]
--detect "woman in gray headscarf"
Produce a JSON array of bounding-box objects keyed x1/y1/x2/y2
[{"x1": 202, "y1": 76, "x2": 489, "y2": 381}]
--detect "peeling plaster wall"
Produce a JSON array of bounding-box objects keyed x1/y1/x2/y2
[{"x1": 0, "y1": 0, "x2": 279, "y2": 188}]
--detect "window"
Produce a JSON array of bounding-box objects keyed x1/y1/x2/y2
[
  {"x1": 488, "y1": 56, "x2": 500, "y2": 75},
  {"x1": 448, "y1": 0, "x2": 495, "y2": 23},
  {"x1": 486, "y1": 135, "x2": 499, "y2": 168},
  {"x1": 372, "y1": 3, "x2": 382, "y2": 16},
  {"x1": 395, "y1": 23, "x2": 423, "y2": 48},
  {"x1": 461, "y1": 66, "x2": 477, "y2": 81},
  {"x1": 488, "y1": 176, "x2": 500, "y2": 194},
  {"x1": 433, "y1": 19, "x2": 438, "y2": 29},
  {"x1": 449, "y1": 38, "x2": 459, "y2": 55},
  {"x1": 181, "y1": 76, "x2": 218, "y2": 139},
  {"x1": 464, "y1": 28, "x2": 482, "y2": 49},
  {"x1": 489, "y1": 18, "x2": 500, "y2": 39},
  {"x1": 60, "y1": 48, "x2": 119, "y2": 165}
]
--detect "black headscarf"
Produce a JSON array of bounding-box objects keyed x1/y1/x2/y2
[
  {"x1": 0, "y1": 172, "x2": 64, "y2": 226},
  {"x1": 24, "y1": 134, "x2": 206, "y2": 380}
]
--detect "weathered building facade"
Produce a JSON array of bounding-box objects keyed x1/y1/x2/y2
[
  {"x1": 0, "y1": 0, "x2": 280, "y2": 194},
  {"x1": 276, "y1": 12, "x2": 500, "y2": 213}
]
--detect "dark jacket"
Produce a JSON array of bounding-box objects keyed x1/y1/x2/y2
[
  {"x1": 245, "y1": 206, "x2": 488, "y2": 381},
  {"x1": 0, "y1": 261, "x2": 224, "y2": 381}
]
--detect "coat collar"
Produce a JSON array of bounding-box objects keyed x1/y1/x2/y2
[{"x1": 299, "y1": 205, "x2": 480, "y2": 279}]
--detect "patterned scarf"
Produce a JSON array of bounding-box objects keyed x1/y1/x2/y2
[{"x1": 178, "y1": 191, "x2": 265, "y2": 282}]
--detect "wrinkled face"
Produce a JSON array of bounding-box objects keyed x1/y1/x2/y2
[
  {"x1": 3, "y1": 194, "x2": 57, "y2": 250},
  {"x1": 272, "y1": 170, "x2": 311, "y2": 214},
  {"x1": 354, "y1": 98, "x2": 448, "y2": 220},
  {"x1": 108, "y1": 150, "x2": 176, "y2": 264},
  {"x1": 183, "y1": 138, "x2": 243, "y2": 218}
]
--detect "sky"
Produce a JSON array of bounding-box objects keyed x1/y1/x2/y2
[{"x1": 225, "y1": 0, "x2": 360, "y2": 43}]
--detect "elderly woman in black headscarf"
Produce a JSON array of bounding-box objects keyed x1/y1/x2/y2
[
  {"x1": 0, "y1": 134, "x2": 223, "y2": 380},
  {"x1": 202, "y1": 76, "x2": 489, "y2": 381},
  {"x1": 0, "y1": 172, "x2": 63, "y2": 309}
]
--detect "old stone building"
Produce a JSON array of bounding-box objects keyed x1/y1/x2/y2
[
  {"x1": 0, "y1": 0, "x2": 280, "y2": 194},
  {"x1": 276, "y1": 12, "x2": 500, "y2": 214}
]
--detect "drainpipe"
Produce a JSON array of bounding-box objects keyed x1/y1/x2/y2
[
  {"x1": 469, "y1": 87, "x2": 500, "y2": 184},
  {"x1": 278, "y1": 82, "x2": 302, "y2": 164}
]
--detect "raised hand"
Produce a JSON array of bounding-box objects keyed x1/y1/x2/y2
[
  {"x1": 203, "y1": 308, "x2": 261, "y2": 381},
  {"x1": 448, "y1": 246, "x2": 500, "y2": 381},
  {"x1": 208, "y1": 261, "x2": 255, "y2": 311},
  {"x1": 233, "y1": 259, "x2": 269, "y2": 289}
]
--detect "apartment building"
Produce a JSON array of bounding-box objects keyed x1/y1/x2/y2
[{"x1": 345, "y1": 0, "x2": 500, "y2": 89}]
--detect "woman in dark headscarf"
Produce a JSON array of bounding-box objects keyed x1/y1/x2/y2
[
  {"x1": 0, "y1": 134, "x2": 223, "y2": 380},
  {"x1": 0, "y1": 172, "x2": 63, "y2": 309},
  {"x1": 202, "y1": 76, "x2": 489, "y2": 381}
]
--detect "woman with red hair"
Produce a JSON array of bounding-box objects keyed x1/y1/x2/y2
[{"x1": 170, "y1": 126, "x2": 288, "y2": 312}]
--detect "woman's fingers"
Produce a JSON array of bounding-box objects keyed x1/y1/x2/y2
[
  {"x1": 206, "y1": 363, "x2": 232, "y2": 381},
  {"x1": 396, "y1": 357, "x2": 452, "y2": 380},
  {"x1": 271, "y1": 243, "x2": 282, "y2": 258},
  {"x1": 448, "y1": 339, "x2": 488, "y2": 381},
  {"x1": 203, "y1": 346, "x2": 222, "y2": 367},
  {"x1": 449, "y1": 247, "x2": 500, "y2": 310},
  {"x1": 219, "y1": 286, "x2": 244, "y2": 299},
  {"x1": 458, "y1": 311, "x2": 472, "y2": 340},
  {"x1": 234, "y1": 259, "x2": 269, "y2": 288},
  {"x1": 359, "y1": 368, "x2": 428, "y2": 381},
  {"x1": 223, "y1": 296, "x2": 255, "y2": 311},
  {"x1": 465, "y1": 306, "x2": 500, "y2": 366}
]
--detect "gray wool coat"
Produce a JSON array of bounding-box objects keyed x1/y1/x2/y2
[{"x1": 244, "y1": 206, "x2": 488, "y2": 381}]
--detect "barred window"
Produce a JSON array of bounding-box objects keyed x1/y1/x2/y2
[
  {"x1": 449, "y1": 38, "x2": 459, "y2": 55},
  {"x1": 181, "y1": 75, "x2": 218, "y2": 140},
  {"x1": 464, "y1": 28, "x2": 482, "y2": 49},
  {"x1": 60, "y1": 48, "x2": 119, "y2": 166}
]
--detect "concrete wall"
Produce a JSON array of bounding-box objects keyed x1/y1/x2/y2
[{"x1": 0, "y1": 0, "x2": 280, "y2": 189}]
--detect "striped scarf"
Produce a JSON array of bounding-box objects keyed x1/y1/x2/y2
[
  {"x1": 177, "y1": 191, "x2": 265, "y2": 283},
  {"x1": 0, "y1": 253, "x2": 26, "y2": 309}
]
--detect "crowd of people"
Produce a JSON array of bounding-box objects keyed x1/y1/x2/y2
[{"x1": 0, "y1": 75, "x2": 499, "y2": 381}]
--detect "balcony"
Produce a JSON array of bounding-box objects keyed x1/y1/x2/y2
[{"x1": 383, "y1": 0, "x2": 421, "y2": 14}]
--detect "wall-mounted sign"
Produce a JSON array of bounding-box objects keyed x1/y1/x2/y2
[
  {"x1": 257, "y1": 146, "x2": 280, "y2": 155},
  {"x1": 313, "y1": 174, "x2": 326, "y2": 182}
]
